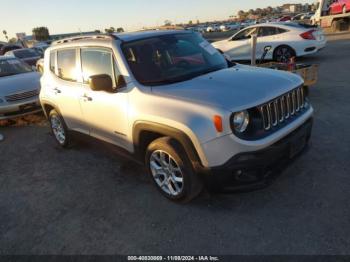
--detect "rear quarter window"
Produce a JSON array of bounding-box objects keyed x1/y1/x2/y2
[
  {"x1": 50, "y1": 51, "x2": 56, "y2": 73},
  {"x1": 57, "y1": 49, "x2": 77, "y2": 81}
]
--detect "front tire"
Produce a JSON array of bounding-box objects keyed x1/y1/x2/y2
[
  {"x1": 145, "y1": 137, "x2": 203, "y2": 202},
  {"x1": 273, "y1": 45, "x2": 295, "y2": 63},
  {"x1": 49, "y1": 109, "x2": 71, "y2": 148}
]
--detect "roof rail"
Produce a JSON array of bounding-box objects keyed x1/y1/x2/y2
[{"x1": 52, "y1": 34, "x2": 121, "y2": 45}]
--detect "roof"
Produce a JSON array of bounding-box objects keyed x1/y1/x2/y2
[
  {"x1": 50, "y1": 30, "x2": 193, "y2": 48},
  {"x1": 113, "y1": 30, "x2": 191, "y2": 42}
]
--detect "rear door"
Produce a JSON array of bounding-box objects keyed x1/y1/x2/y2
[
  {"x1": 47, "y1": 48, "x2": 87, "y2": 134},
  {"x1": 256, "y1": 26, "x2": 279, "y2": 59}
]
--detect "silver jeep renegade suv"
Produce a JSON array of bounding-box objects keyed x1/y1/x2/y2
[{"x1": 40, "y1": 30, "x2": 313, "y2": 202}]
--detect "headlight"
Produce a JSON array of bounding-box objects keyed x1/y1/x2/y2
[{"x1": 232, "y1": 110, "x2": 250, "y2": 133}]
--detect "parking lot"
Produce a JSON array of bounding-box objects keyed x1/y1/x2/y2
[{"x1": 0, "y1": 34, "x2": 350, "y2": 255}]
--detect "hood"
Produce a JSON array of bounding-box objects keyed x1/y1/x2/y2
[
  {"x1": 151, "y1": 64, "x2": 303, "y2": 112},
  {"x1": 0, "y1": 71, "x2": 41, "y2": 96},
  {"x1": 21, "y1": 57, "x2": 41, "y2": 66}
]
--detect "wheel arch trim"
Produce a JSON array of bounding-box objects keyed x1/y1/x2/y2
[{"x1": 132, "y1": 121, "x2": 208, "y2": 170}]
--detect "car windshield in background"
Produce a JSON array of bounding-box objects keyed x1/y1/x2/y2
[
  {"x1": 122, "y1": 33, "x2": 228, "y2": 86},
  {"x1": 13, "y1": 49, "x2": 40, "y2": 59},
  {"x1": 0, "y1": 58, "x2": 33, "y2": 77}
]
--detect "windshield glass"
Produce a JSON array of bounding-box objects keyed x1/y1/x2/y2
[
  {"x1": 122, "y1": 33, "x2": 228, "y2": 86},
  {"x1": 0, "y1": 58, "x2": 33, "y2": 77},
  {"x1": 13, "y1": 49, "x2": 40, "y2": 59}
]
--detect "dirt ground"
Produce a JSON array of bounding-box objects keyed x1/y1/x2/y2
[{"x1": 0, "y1": 34, "x2": 350, "y2": 255}]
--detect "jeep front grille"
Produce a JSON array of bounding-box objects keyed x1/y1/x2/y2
[
  {"x1": 258, "y1": 86, "x2": 306, "y2": 131},
  {"x1": 5, "y1": 89, "x2": 39, "y2": 102}
]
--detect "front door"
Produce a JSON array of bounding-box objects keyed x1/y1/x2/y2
[
  {"x1": 228, "y1": 27, "x2": 258, "y2": 60},
  {"x1": 78, "y1": 47, "x2": 129, "y2": 149}
]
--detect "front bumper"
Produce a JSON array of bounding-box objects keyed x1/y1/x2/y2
[
  {"x1": 205, "y1": 118, "x2": 313, "y2": 192},
  {"x1": 0, "y1": 97, "x2": 42, "y2": 120}
]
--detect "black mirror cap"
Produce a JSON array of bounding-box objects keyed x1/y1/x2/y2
[
  {"x1": 89, "y1": 74, "x2": 113, "y2": 92},
  {"x1": 116, "y1": 75, "x2": 127, "y2": 89}
]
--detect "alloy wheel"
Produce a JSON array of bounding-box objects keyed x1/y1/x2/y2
[
  {"x1": 149, "y1": 150, "x2": 184, "y2": 196},
  {"x1": 50, "y1": 115, "x2": 66, "y2": 145},
  {"x1": 276, "y1": 47, "x2": 293, "y2": 63}
]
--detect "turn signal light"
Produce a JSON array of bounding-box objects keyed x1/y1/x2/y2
[{"x1": 213, "y1": 115, "x2": 223, "y2": 132}]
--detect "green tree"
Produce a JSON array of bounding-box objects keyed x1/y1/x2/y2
[
  {"x1": 32, "y1": 27, "x2": 50, "y2": 41},
  {"x1": 188, "y1": 20, "x2": 193, "y2": 25},
  {"x1": 164, "y1": 20, "x2": 172, "y2": 26},
  {"x1": 116, "y1": 27, "x2": 124, "y2": 33},
  {"x1": 104, "y1": 27, "x2": 115, "y2": 33},
  {"x1": 9, "y1": 37, "x2": 17, "y2": 44},
  {"x1": 2, "y1": 30, "x2": 9, "y2": 42},
  {"x1": 94, "y1": 29, "x2": 101, "y2": 33}
]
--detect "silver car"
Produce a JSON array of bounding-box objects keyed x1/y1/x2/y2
[{"x1": 0, "y1": 56, "x2": 41, "y2": 120}]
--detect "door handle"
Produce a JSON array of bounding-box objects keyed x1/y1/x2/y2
[
  {"x1": 53, "y1": 87, "x2": 61, "y2": 94},
  {"x1": 81, "y1": 94, "x2": 93, "y2": 102}
]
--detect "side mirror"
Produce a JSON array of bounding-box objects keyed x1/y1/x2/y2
[{"x1": 89, "y1": 74, "x2": 113, "y2": 92}]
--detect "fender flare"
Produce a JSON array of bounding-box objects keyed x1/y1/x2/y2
[{"x1": 133, "y1": 121, "x2": 205, "y2": 170}]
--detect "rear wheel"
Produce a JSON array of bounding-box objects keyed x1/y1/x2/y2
[
  {"x1": 145, "y1": 137, "x2": 203, "y2": 202},
  {"x1": 273, "y1": 45, "x2": 295, "y2": 63},
  {"x1": 49, "y1": 109, "x2": 71, "y2": 148}
]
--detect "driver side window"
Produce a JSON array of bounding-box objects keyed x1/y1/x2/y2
[{"x1": 233, "y1": 28, "x2": 257, "y2": 41}]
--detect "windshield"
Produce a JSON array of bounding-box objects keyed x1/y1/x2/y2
[
  {"x1": 0, "y1": 58, "x2": 33, "y2": 77},
  {"x1": 13, "y1": 49, "x2": 40, "y2": 59},
  {"x1": 122, "y1": 33, "x2": 228, "y2": 86}
]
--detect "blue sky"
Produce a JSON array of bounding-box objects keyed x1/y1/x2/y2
[{"x1": 1, "y1": 0, "x2": 312, "y2": 41}]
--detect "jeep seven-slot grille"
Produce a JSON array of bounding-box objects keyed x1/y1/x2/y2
[
  {"x1": 258, "y1": 87, "x2": 306, "y2": 131},
  {"x1": 5, "y1": 90, "x2": 39, "y2": 102}
]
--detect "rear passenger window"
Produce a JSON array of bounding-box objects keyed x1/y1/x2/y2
[
  {"x1": 81, "y1": 48, "x2": 117, "y2": 87},
  {"x1": 258, "y1": 27, "x2": 278, "y2": 37},
  {"x1": 50, "y1": 51, "x2": 56, "y2": 73},
  {"x1": 277, "y1": 28, "x2": 288, "y2": 34},
  {"x1": 57, "y1": 49, "x2": 77, "y2": 81}
]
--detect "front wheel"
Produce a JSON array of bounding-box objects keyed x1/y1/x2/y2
[
  {"x1": 274, "y1": 46, "x2": 295, "y2": 63},
  {"x1": 145, "y1": 137, "x2": 203, "y2": 202}
]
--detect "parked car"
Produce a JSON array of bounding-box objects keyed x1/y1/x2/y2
[
  {"x1": 40, "y1": 31, "x2": 313, "y2": 202},
  {"x1": 206, "y1": 24, "x2": 221, "y2": 32},
  {"x1": 220, "y1": 23, "x2": 241, "y2": 32},
  {"x1": 0, "y1": 56, "x2": 41, "y2": 120},
  {"x1": 292, "y1": 13, "x2": 306, "y2": 21},
  {"x1": 5, "y1": 48, "x2": 42, "y2": 66},
  {"x1": 0, "y1": 44, "x2": 22, "y2": 56},
  {"x1": 213, "y1": 22, "x2": 327, "y2": 62},
  {"x1": 278, "y1": 16, "x2": 292, "y2": 22},
  {"x1": 329, "y1": 0, "x2": 350, "y2": 14},
  {"x1": 36, "y1": 58, "x2": 44, "y2": 73}
]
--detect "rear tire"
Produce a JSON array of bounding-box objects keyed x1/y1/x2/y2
[
  {"x1": 49, "y1": 109, "x2": 71, "y2": 148},
  {"x1": 145, "y1": 137, "x2": 203, "y2": 202},
  {"x1": 273, "y1": 45, "x2": 295, "y2": 63}
]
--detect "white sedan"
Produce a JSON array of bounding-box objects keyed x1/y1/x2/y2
[{"x1": 212, "y1": 22, "x2": 327, "y2": 62}]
